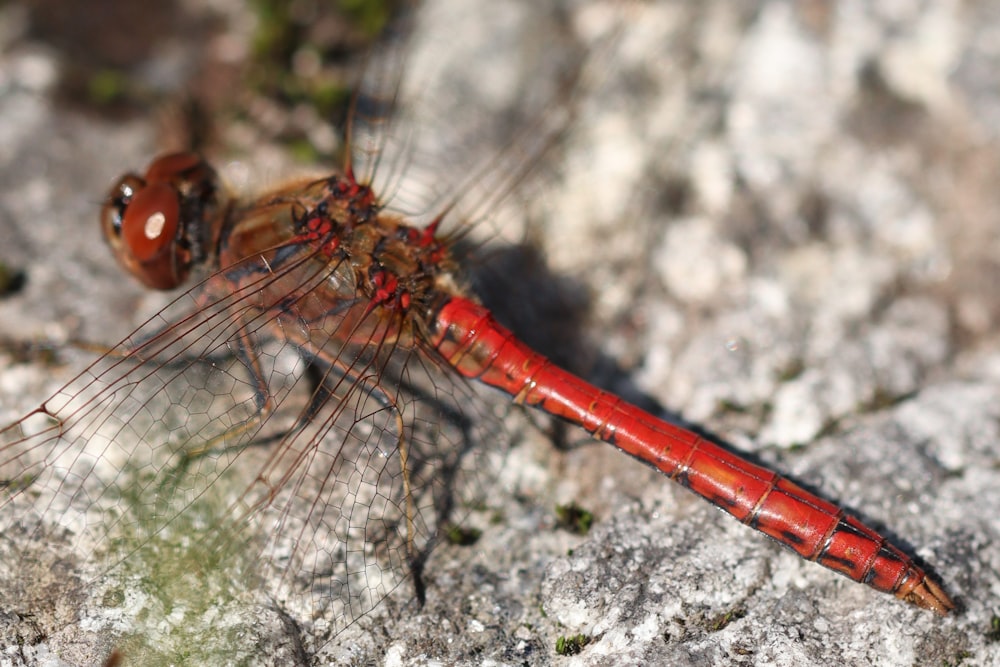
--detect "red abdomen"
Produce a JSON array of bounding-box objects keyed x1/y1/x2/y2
[{"x1": 428, "y1": 295, "x2": 953, "y2": 615}]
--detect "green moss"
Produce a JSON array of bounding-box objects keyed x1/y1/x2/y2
[
  {"x1": 87, "y1": 69, "x2": 131, "y2": 106},
  {"x1": 444, "y1": 523, "x2": 482, "y2": 546},
  {"x1": 555, "y1": 502, "x2": 593, "y2": 536},
  {"x1": 554, "y1": 633, "x2": 590, "y2": 656}
]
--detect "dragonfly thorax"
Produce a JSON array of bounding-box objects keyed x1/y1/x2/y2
[{"x1": 213, "y1": 168, "x2": 463, "y2": 350}]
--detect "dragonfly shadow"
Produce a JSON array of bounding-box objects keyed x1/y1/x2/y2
[
  {"x1": 462, "y1": 238, "x2": 678, "y2": 440},
  {"x1": 458, "y1": 241, "x2": 953, "y2": 602},
  {"x1": 466, "y1": 241, "x2": 594, "y2": 376},
  {"x1": 588, "y1": 366, "x2": 954, "y2": 595}
]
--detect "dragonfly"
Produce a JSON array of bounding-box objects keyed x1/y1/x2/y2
[{"x1": 0, "y1": 4, "x2": 953, "y2": 662}]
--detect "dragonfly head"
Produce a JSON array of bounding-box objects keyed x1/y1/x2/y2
[{"x1": 101, "y1": 152, "x2": 225, "y2": 290}]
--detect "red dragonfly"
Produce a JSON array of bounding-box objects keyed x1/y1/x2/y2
[{"x1": 0, "y1": 5, "x2": 952, "y2": 661}]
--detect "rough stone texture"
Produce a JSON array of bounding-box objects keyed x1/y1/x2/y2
[{"x1": 1, "y1": 1, "x2": 999, "y2": 665}]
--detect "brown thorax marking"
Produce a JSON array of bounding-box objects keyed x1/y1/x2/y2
[{"x1": 298, "y1": 174, "x2": 461, "y2": 318}]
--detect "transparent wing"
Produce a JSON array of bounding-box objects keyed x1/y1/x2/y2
[
  {"x1": 349, "y1": 2, "x2": 598, "y2": 247},
  {"x1": 0, "y1": 3, "x2": 626, "y2": 658},
  {"x1": 0, "y1": 243, "x2": 504, "y2": 646}
]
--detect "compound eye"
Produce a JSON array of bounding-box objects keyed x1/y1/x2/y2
[
  {"x1": 143, "y1": 152, "x2": 204, "y2": 184},
  {"x1": 100, "y1": 152, "x2": 217, "y2": 291},
  {"x1": 101, "y1": 173, "x2": 186, "y2": 290},
  {"x1": 119, "y1": 182, "x2": 181, "y2": 262},
  {"x1": 100, "y1": 173, "x2": 145, "y2": 247}
]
